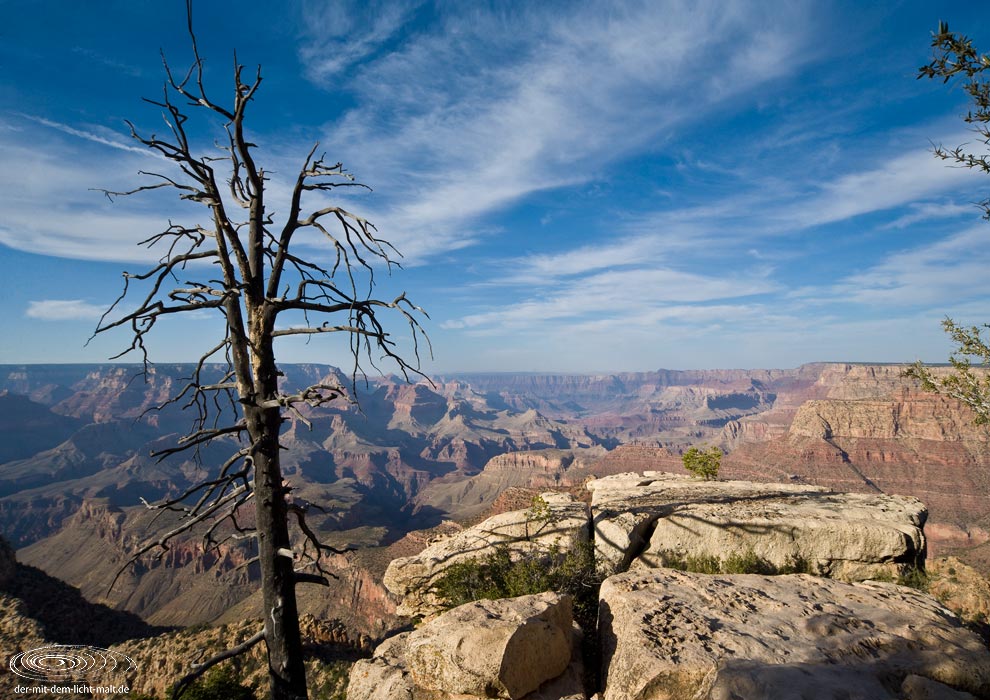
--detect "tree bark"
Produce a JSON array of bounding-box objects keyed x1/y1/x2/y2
[{"x1": 250, "y1": 342, "x2": 308, "y2": 700}]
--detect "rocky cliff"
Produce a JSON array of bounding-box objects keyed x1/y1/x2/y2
[
  {"x1": 5, "y1": 361, "x2": 990, "y2": 640},
  {"x1": 724, "y1": 365, "x2": 990, "y2": 563},
  {"x1": 361, "y1": 476, "x2": 990, "y2": 700}
]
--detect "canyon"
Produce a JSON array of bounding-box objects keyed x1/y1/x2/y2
[
  {"x1": 2, "y1": 361, "x2": 990, "y2": 698},
  {"x1": 0, "y1": 361, "x2": 988, "y2": 634}
]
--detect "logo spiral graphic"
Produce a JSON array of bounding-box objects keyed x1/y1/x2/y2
[{"x1": 8, "y1": 645, "x2": 136, "y2": 682}]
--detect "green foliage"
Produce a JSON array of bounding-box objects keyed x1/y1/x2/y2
[
  {"x1": 311, "y1": 660, "x2": 352, "y2": 700},
  {"x1": 905, "y1": 319, "x2": 990, "y2": 425},
  {"x1": 681, "y1": 446, "x2": 722, "y2": 481},
  {"x1": 175, "y1": 665, "x2": 256, "y2": 700},
  {"x1": 660, "y1": 549, "x2": 812, "y2": 576},
  {"x1": 523, "y1": 494, "x2": 561, "y2": 540},
  {"x1": 909, "y1": 25, "x2": 990, "y2": 420},
  {"x1": 896, "y1": 566, "x2": 932, "y2": 591},
  {"x1": 862, "y1": 565, "x2": 931, "y2": 591},
  {"x1": 432, "y1": 541, "x2": 599, "y2": 612}
]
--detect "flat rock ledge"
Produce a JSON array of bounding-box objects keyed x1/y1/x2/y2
[
  {"x1": 346, "y1": 591, "x2": 585, "y2": 700},
  {"x1": 384, "y1": 492, "x2": 590, "y2": 618},
  {"x1": 588, "y1": 472, "x2": 927, "y2": 579},
  {"x1": 599, "y1": 569, "x2": 990, "y2": 700}
]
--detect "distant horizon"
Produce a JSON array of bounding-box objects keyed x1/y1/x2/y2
[
  {"x1": 0, "y1": 359, "x2": 950, "y2": 376},
  {"x1": 3, "y1": 3, "x2": 990, "y2": 371}
]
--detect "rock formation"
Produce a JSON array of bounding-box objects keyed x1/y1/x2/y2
[
  {"x1": 347, "y1": 592, "x2": 584, "y2": 700},
  {"x1": 589, "y1": 472, "x2": 927, "y2": 579},
  {"x1": 599, "y1": 569, "x2": 990, "y2": 700},
  {"x1": 383, "y1": 492, "x2": 589, "y2": 618},
  {"x1": 723, "y1": 364, "x2": 990, "y2": 565},
  {"x1": 370, "y1": 475, "x2": 988, "y2": 700}
]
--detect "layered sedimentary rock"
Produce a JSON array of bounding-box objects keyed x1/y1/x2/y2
[
  {"x1": 588, "y1": 472, "x2": 926, "y2": 579},
  {"x1": 598, "y1": 569, "x2": 990, "y2": 700},
  {"x1": 347, "y1": 592, "x2": 583, "y2": 700},
  {"x1": 383, "y1": 492, "x2": 589, "y2": 618},
  {"x1": 724, "y1": 365, "x2": 990, "y2": 562}
]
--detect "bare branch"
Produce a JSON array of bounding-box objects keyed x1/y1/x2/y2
[{"x1": 170, "y1": 628, "x2": 266, "y2": 700}]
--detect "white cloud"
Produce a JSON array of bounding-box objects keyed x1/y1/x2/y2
[
  {"x1": 297, "y1": 0, "x2": 422, "y2": 83},
  {"x1": 26, "y1": 299, "x2": 105, "y2": 321},
  {"x1": 311, "y1": 0, "x2": 815, "y2": 261},
  {"x1": 882, "y1": 201, "x2": 978, "y2": 229},
  {"x1": 17, "y1": 114, "x2": 161, "y2": 157},
  {"x1": 443, "y1": 266, "x2": 777, "y2": 332},
  {"x1": 796, "y1": 224, "x2": 990, "y2": 309},
  {"x1": 787, "y1": 143, "x2": 983, "y2": 229}
]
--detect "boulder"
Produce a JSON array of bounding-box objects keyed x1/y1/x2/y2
[
  {"x1": 588, "y1": 472, "x2": 926, "y2": 579},
  {"x1": 598, "y1": 569, "x2": 990, "y2": 700},
  {"x1": 384, "y1": 492, "x2": 589, "y2": 617},
  {"x1": 346, "y1": 592, "x2": 584, "y2": 700},
  {"x1": 346, "y1": 632, "x2": 415, "y2": 700}
]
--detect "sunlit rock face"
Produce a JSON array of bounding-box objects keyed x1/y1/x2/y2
[
  {"x1": 347, "y1": 592, "x2": 584, "y2": 700},
  {"x1": 598, "y1": 569, "x2": 990, "y2": 700},
  {"x1": 588, "y1": 472, "x2": 926, "y2": 580}
]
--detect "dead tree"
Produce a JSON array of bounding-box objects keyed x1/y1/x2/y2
[{"x1": 93, "y1": 7, "x2": 428, "y2": 700}]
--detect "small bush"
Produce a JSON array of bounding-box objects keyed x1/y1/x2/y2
[
  {"x1": 896, "y1": 566, "x2": 931, "y2": 591},
  {"x1": 174, "y1": 665, "x2": 256, "y2": 700},
  {"x1": 681, "y1": 446, "x2": 721, "y2": 481},
  {"x1": 432, "y1": 542, "x2": 598, "y2": 613},
  {"x1": 660, "y1": 549, "x2": 812, "y2": 576},
  {"x1": 865, "y1": 565, "x2": 930, "y2": 591}
]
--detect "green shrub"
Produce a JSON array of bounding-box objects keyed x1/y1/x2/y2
[
  {"x1": 681, "y1": 446, "x2": 721, "y2": 480},
  {"x1": 896, "y1": 566, "x2": 931, "y2": 591},
  {"x1": 659, "y1": 549, "x2": 812, "y2": 576},
  {"x1": 311, "y1": 659, "x2": 352, "y2": 700},
  {"x1": 174, "y1": 665, "x2": 256, "y2": 700},
  {"x1": 863, "y1": 565, "x2": 931, "y2": 591},
  {"x1": 432, "y1": 542, "x2": 598, "y2": 612}
]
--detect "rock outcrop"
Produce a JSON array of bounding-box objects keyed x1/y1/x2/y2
[
  {"x1": 588, "y1": 472, "x2": 927, "y2": 579},
  {"x1": 927, "y1": 556, "x2": 990, "y2": 625},
  {"x1": 363, "y1": 474, "x2": 990, "y2": 700},
  {"x1": 383, "y1": 492, "x2": 589, "y2": 618},
  {"x1": 598, "y1": 569, "x2": 990, "y2": 700},
  {"x1": 347, "y1": 592, "x2": 583, "y2": 700},
  {"x1": 723, "y1": 365, "x2": 990, "y2": 566}
]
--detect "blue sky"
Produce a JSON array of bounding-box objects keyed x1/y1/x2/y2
[{"x1": 2, "y1": 1, "x2": 990, "y2": 372}]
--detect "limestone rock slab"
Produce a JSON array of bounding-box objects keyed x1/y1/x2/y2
[
  {"x1": 406, "y1": 592, "x2": 573, "y2": 698},
  {"x1": 588, "y1": 472, "x2": 926, "y2": 579},
  {"x1": 347, "y1": 592, "x2": 584, "y2": 700},
  {"x1": 384, "y1": 492, "x2": 589, "y2": 617},
  {"x1": 598, "y1": 569, "x2": 990, "y2": 700}
]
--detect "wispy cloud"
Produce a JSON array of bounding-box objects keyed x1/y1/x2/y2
[
  {"x1": 882, "y1": 201, "x2": 978, "y2": 229},
  {"x1": 26, "y1": 299, "x2": 105, "y2": 321},
  {"x1": 819, "y1": 225, "x2": 990, "y2": 308},
  {"x1": 17, "y1": 114, "x2": 158, "y2": 157},
  {"x1": 785, "y1": 143, "x2": 982, "y2": 229},
  {"x1": 443, "y1": 266, "x2": 777, "y2": 332},
  {"x1": 297, "y1": 0, "x2": 422, "y2": 84},
  {"x1": 0, "y1": 132, "x2": 200, "y2": 263},
  {"x1": 310, "y1": 1, "x2": 816, "y2": 261}
]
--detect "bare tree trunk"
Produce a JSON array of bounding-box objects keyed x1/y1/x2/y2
[{"x1": 251, "y1": 335, "x2": 308, "y2": 700}]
